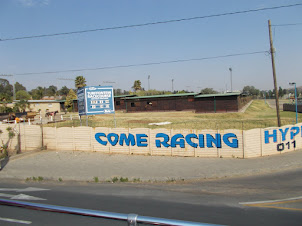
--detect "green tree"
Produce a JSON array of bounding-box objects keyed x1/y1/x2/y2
[
  {"x1": 30, "y1": 86, "x2": 45, "y2": 100},
  {"x1": 46, "y1": 85, "x2": 57, "y2": 96},
  {"x1": 14, "y1": 99, "x2": 30, "y2": 112},
  {"x1": 132, "y1": 80, "x2": 142, "y2": 92},
  {"x1": 65, "y1": 89, "x2": 77, "y2": 111},
  {"x1": 242, "y1": 86, "x2": 260, "y2": 96},
  {"x1": 199, "y1": 88, "x2": 218, "y2": 95},
  {"x1": 0, "y1": 78, "x2": 13, "y2": 101},
  {"x1": 14, "y1": 82, "x2": 26, "y2": 92},
  {"x1": 75, "y1": 76, "x2": 86, "y2": 89},
  {"x1": 59, "y1": 86, "x2": 70, "y2": 96},
  {"x1": 16, "y1": 90, "x2": 31, "y2": 100}
]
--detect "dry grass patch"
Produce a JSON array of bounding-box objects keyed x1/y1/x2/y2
[{"x1": 46, "y1": 100, "x2": 300, "y2": 130}]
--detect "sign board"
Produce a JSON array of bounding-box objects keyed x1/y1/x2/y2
[{"x1": 77, "y1": 86, "x2": 115, "y2": 116}]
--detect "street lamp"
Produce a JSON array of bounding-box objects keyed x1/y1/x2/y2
[
  {"x1": 148, "y1": 75, "x2": 150, "y2": 91},
  {"x1": 229, "y1": 68, "x2": 233, "y2": 92},
  {"x1": 171, "y1": 79, "x2": 174, "y2": 93},
  {"x1": 289, "y1": 82, "x2": 298, "y2": 124}
]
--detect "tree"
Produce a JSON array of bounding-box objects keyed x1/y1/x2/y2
[
  {"x1": 0, "y1": 78, "x2": 13, "y2": 101},
  {"x1": 199, "y1": 88, "x2": 218, "y2": 95},
  {"x1": 132, "y1": 80, "x2": 142, "y2": 92},
  {"x1": 65, "y1": 89, "x2": 77, "y2": 111},
  {"x1": 14, "y1": 99, "x2": 30, "y2": 112},
  {"x1": 242, "y1": 86, "x2": 260, "y2": 96},
  {"x1": 30, "y1": 86, "x2": 45, "y2": 100},
  {"x1": 75, "y1": 76, "x2": 86, "y2": 89},
  {"x1": 16, "y1": 90, "x2": 31, "y2": 100},
  {"x1": 46, "y1": 85, "x2": 57, "y2": 96},
  {"x1": 14, "y1": 82, "x2": 26, "y2": 92},
  {"x1": 59, "y1": 86, "x2": 70, "y2": 96}
]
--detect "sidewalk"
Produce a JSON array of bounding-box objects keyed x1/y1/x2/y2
[{"x1": 0, "y1": 149, "x2": 302, "y2": 182}]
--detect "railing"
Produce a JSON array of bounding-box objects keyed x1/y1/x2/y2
[{"x1": 0, "y1": 199, "x2": 220, "y2": 226}]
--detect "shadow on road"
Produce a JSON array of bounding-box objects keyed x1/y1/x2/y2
[{"x1": 0, "y1": 156, "x2": 9, "y2": 171}]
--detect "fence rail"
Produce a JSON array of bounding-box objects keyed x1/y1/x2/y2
[{"x1": 0, "y1": 199, "x2": 216, "y2": 226}]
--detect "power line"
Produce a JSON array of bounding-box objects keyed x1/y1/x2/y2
[
  {"x1": 14, "y1": 51, "x2": 268, "y2": 75},
  {"x1": 272, "y1": 22, "x2": 302, "y2": 27},
  {"x1": 1, "y1": 3, "x2": 302, "y2": 41}
]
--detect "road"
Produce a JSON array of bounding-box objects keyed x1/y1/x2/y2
[{"x1": 0, "y1": 168, "x2": 301, "y2": 225}]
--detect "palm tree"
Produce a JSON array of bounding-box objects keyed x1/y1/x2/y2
[
  {"x1": 132, "y1": 80, "x2": 142, "y2": 92},
  {"x1": 75, "y1": 76, "x2": 87, "y2": 89}
]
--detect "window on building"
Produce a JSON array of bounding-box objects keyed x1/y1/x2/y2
[
  {"x1": 131, "y1": 102, "x2": 135, "y2": 107},
  {"x1": 116, "y1": 101, "x2": 121, "y2": 106}
]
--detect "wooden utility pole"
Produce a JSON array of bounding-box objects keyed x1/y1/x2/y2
[{"x1": 268, "y1": 20, "x2": 281, "y2": 127}]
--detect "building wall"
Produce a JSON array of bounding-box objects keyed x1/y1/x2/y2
[
  {"x1": 125, "y1": 96, "x2": 196, "y2": 112},
  {"x1": 194, "y1": 96, "x2": 239, "y2": 113},
  {"x1": 27, "y1": 102, "x2": 61, "y2": 115},
  {"x1": 73, "y1": 95, "x2": 248, "y2": 113},
  {"x1": 115, "y1": 98, "x2": 127, "y2": 111},
  {"x1": 283, "y1": 103, "x2": 302, "y2": 113}
]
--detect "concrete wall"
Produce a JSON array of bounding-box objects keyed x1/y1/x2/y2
[
  {"x1": 2, "y1": 123, "x2": 301, "y2": 158},
  {"x1": 0, "y1": 124, "x2": 42, "y2": 155}
]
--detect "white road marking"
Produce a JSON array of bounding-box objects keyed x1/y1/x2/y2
[
  {"x1": 239, "y1": 196, "x2": 302, "y2": 205},
  {"x1": 0, "y1": 193, "x2": 46, "y2": 201},
  {"x1": 0, "y1": 187, "x2": 50, "y2": 192},
  {"x1": 0, "y1": 217, "x2": 32, "y2": 224}
]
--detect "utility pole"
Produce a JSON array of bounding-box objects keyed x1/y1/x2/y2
[
  {"x1": 148, "y1": 75, "x2": 150, "y2": 90},
  {"x1": 229, "y1": 68, "x2": 233, "y2": 92},
  {"x1": 171, "y1": 79, "x2": 174, "y2": 93},
  {"x1": 268, "y1": 19, "x2": 281, "y2": 127}
]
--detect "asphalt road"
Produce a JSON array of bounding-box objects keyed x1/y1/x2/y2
[{"x1": 0, "y1": 168, "x2": 301, "y2": 226}]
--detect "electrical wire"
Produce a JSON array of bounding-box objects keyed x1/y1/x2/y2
[
  {"x1": 1, "y1": 3, "x2": 302, "y2": 41},
  {"x1": 272, "y1": 23, "x2": 302, "y2": 27},
  {"x1": 14, "y1": 51, "x2": 268, "y2": 75}
]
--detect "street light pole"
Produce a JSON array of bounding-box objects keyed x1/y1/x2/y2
[
  {"x1": 148, "y1": 75, "x2": 150, "y2": 91},
  {"x1": 289, "y1": 82, "x2": 298, "y2": 124},
  {"x1": 171, "y1": 79, "x2": 174, "y2": 93},
  {"x1": 229, "y1": 68, "x2": 232, "y2": 92}
]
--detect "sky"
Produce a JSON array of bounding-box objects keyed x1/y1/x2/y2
[{"x1": 0, "y1": 0, "x2": 301, "y2": 93}]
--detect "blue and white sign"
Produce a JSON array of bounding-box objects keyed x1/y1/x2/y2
[{"x1": 77, "y1": 86, "x2": 115, "y2": 115}]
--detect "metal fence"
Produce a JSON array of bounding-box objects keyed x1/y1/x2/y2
[{"x1": 0, "y1": 199, "x2": 217, "y2": 226}]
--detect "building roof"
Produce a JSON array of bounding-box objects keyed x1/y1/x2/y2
[
  {"x1": 194, "y1": 92, "x2": 241, "y2": 98},
  {"x1": 114, "y1": 94, "x2": 137, "y2": 98},
  {"x1": 125, "y1": 93, "x2": 198, "y2": 100}
]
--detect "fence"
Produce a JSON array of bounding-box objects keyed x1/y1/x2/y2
[{"x1": 1, "y1": 123, "x2": 301, "y2": 158}]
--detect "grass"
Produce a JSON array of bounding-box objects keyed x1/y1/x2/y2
[
  {"x1": 93, "y1": 176, "x2": 99, "y2": 183},
  {"x1": 44, "y1": 100, "x2": 301, "y2": 130}
]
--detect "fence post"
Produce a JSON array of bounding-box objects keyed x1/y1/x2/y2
[
  {"x1": 260, "y1": 128, "x2": 263, "y2": 157},
  {"x1": 242, "y1": 122, "x2": 245, "y2": 159},
  {"x1": 217, "y1": 124, "x2": 220, "y2": 158}
]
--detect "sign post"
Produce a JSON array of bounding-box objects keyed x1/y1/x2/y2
[{"x1": 77, "y1": 86, "x2": 115, "y2": 126}]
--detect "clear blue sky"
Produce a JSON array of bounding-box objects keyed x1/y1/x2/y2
[{"x1": 0, "y1": 0, "x2": 301, "y2": 92}]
